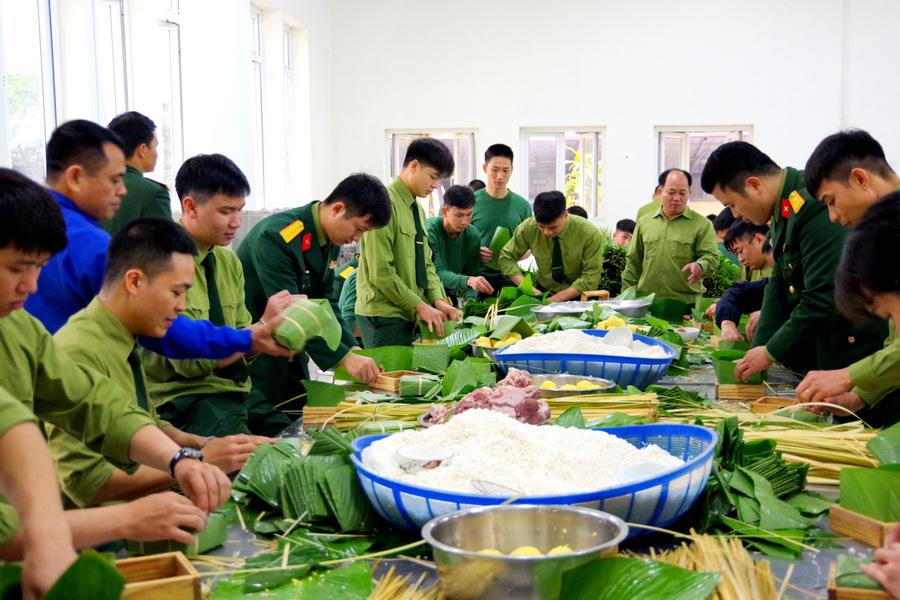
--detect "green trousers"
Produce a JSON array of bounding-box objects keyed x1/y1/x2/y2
[
  {"x1": 158, "y1": 389, "x2": 292, "y2": 438},
  {"x1": 357, "y1": 315, "x2": 416, "y2": 348},
  {"x1": 247, "y1": 354, "x2": 309, "y2": 414}
]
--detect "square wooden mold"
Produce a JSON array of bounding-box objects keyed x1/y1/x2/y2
[
  {"x1": 715, "y1": 383, "x2": 765, "y2": 401},
  {"x1": 750, "y1": 396, "x2": 797, "y2": 413},
  {"x1": 693, "y1": 320, "x2": 715, "y2": 332},
  {"x1": 370, "y1": 370, "x2": 421, "y2": 392},
  {"x1": 829, "y1": 504, "x2": 898, "y2": 547},
  {"x1": 828, "y1": 561, "x2": 890, "y2": 599},
  {"x1": 118, "y1": 551, "x2": 201, "y2": 600}
]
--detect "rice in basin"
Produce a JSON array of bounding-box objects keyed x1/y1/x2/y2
[
  {"x1": 361, "y1": 409, "x2": 682, "y2": 496},
  {"x1": 502, "y1": 329, "x2": 669, "y2": 358}
]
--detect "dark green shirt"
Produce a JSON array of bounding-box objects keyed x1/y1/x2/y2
[
  {"x1": 426, "y1": 216, "x2": 482, "y2": 301},
  {"x1": 470, "y1": 188, "x2": 532, "y2": 276},
  {"x1": 101, "y1": 165, "x2": 171, "y2": 234},
  {"x1": 237, "y1": 202, "x2": 356, "y2": 370}
]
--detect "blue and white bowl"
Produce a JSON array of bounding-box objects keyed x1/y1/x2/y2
[{"x1": 351, "y1": 424, "x2": 717, "y2": 538}]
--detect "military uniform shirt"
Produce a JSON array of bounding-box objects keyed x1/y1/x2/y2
[
  {"x1": 621, "y1": 206, "x2": 720, "y2": 303},
  {"x1": 425, "y1": 216, "x2": 483, "y2": 301},
  {"x1": 499, "y1": 215, "x2": 604, "y2": 294},
  {"x1": 47, "y1": 298, "x2": 170, "y2": 507},
  {"x1": 355, "y1": 177, "x2": 445, "y2": 322},
  {"x1": 470, "y1": 188, "x2": 532, "y2": 277},
  {"x1": 100, "y1": 165, "x2": 172, "y2": 234}
]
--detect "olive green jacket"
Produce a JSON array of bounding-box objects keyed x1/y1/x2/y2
[{"x1": 101, "y1": 165, "x2": 171, "y2": 234}]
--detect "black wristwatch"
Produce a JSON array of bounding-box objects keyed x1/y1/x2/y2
[{"x1": 169, "y1": 447, "x2": 203, "y2": 478}]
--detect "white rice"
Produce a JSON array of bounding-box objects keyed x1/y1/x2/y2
[
  {"x1": 502, "y1": 329, "x2": 669, "y2": 358},
  {"x1": 361, "y1": 409, "x2": 683, "y2": 496}
]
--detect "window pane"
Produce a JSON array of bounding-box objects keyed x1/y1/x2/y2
[
  {"x1": 145, "y1": 22, "x2": 183, "y2": 207},
  {"x1": 688, "y1": 132, "x2": 734, "y2": 201},
  {"x1": 527, "y1": 136, "x2": 556, "y2": 201},
  {"x1": 457, "y1": 135, "x2": 471, "y2": 185},
  {"x1": 1, "y1": 0, "x2": 52, "y2": 181},
  {"x1": 563, "y1": 133, "x2": 579, "y2": 204},
  {"x1": 662, "y1": 134, "x2": 683, "y2": 172},
  {"x1": 94, "y1": 0, "x2": 127, "y2": 126},
  {"x1": 250, "y1": 60, "x2": 265, "y2": 207}
]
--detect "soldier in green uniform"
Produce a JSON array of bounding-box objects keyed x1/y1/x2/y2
[
  {"x1": 701, "y1": 140, "x2": 888, "y2": 383},
  {"x1": 0, "y1": 168, "x2": 228, "y2": 569},
  {"x1": 470, "y1": 144, "x2": 532, "y2": 292},
  {"x1": 356, "y1": 138, "x2": 461, "y2": 347},
  {"x1": 142, "y1": 154, "x2": 293, "y2": 437},
  {"x1": 238, "y1": 173, "x2": 391, "y2": 405},
  {"x1": 792, "y1": 130, "x2": 900, "y2": 425},
  {"x1": 499, "y1": 190, "x2": 603, "y2": 302},
  {"x1": 331, "y1": 254, "x2": 359, "y2": 300},
  {"x1": 724, "y1": 220, "x2": 772, "y2": 283},
  {"x1": 48, "y1": 217, "x2": 273, "y2": 509},
  {"x1": 339, "y1": 268, "x2": 360, "y2": 338},
  {"x1": 426, "y1": 184, "x2": 492, "y2": 305},
  {"x1": 622, "y1": 169, "x2": 719, "y2": 304},
  {"x1": 102, "y1": 111, "x2": 171, "y2": 234}
]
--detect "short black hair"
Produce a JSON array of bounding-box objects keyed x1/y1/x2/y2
[
  {"x1": 658, "y1": 168, "x2": 692, "y2": 188},
  {"x1": 566, "y1": 205, "x2": 588, "y2": 218},
  {"x1": 761, "y1": 231, "x2": 773, "y2": 255},
  {"x1": 402, "y1": 138, "x2": 454, "y2": 178},
  {"x1": 323, "y1": 173, "x2": 392, "y2": 228},
  {"x1": 533, "y1": 191, "x2": 566, "y2": 224},
  {"x1": 103, "y1": 216, "x2": 197, "y2": 289},
  {"x1": 107, "y1": 112, "x2": 156, "y2": 160},
  {"x1": 615, "y1": 219, "x2": 635, "y2": 234},
  {"x1": 713, "y1": 207, "x2": 737, "y2": 232},
  {"x1": 724, "y1": 220, "x2": 769, "y2": 253},
  {"x1": 835, "y1": 191, "x2": 900, "y2": 321},
  {"x1": 0, "y1": 168, "x2": 67, "y2": 256},
  {"x1": 443, "y1": 185, "x2": 476, "y2": 210},
  {"x1": 46, "y1": 120, "x2": 126, "y2": 182},
  {"x1": 467, "y1": 179, "x2": 486, "y2": 191},
  {"x1": 484, "y1": 143, "x2": 514, "y2": 164},
  {"x1": 805, "y1": 130, "x2": 896, "y2": 198},
  {"x1": 175, "y1": 154, "x2": 250, "y2": 204},
  {"x1": 700, "y1": 141, "x2": 781, "y2": 196}
]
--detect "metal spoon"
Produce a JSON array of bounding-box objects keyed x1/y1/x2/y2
[
  {"x1": 471, "y1": 480, "x2": 521, "y2": 496},
  {"x1": 612, "y1": 462, "x2": 669, "y2": 486}
]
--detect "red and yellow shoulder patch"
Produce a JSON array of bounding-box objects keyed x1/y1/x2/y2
[
  {"x1": 301, "y1": 233, "x2": 312, "y2": 251},
  {"x1": 788, "y1": 190, "x2": 805, "y2": 214},
  {"x1": 279, "y1": 220, "x2": 304, "y2": 243},
  {"x1": 339, "y1": 265, "x2": 355, "y2": 279}
]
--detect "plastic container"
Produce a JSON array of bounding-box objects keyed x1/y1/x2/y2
[
  {"x1": 492, "y1": 329, "x2": 676, "y2": 389},
  {"x1": 351, "y1": 423, "x2": 717, "y2": 537}
]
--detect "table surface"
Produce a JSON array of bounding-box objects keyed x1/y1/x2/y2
[{"x1": 199, "y1": 361, "x2": 875, "y2": 599}]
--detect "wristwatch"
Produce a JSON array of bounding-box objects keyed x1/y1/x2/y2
[{"x1": 169, "y1": 447, "x2": 204, "y2": 478}]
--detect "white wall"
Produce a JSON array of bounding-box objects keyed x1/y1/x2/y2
[{"x1": 328, "y1": 0, "x2": 900, "y2": 227}]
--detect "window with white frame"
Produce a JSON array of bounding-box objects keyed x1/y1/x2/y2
[
  {"x1": 144, "y1": 17, "x2": 184, "y2": 209},
  {"x1": 0, "y1": 0, "x2": 56, "y2": 182},
  {"x1": 249, "y1": 7, "x2": 265, "y2": 208},
  {"x1": 657, "y1": 127, "x2": 752, "y2": 216},
  {"x1": 282, "y1": 26, "x2": 293, "y2": 205},
  {"x1": 522, "y1": 129, "x2": 603, "y2": 218},
  {"x1": 387, "y1": 131, "x2": 476, "y2": 217},
  {"x1": 93, "y1": 0, "x2": 127, "y2": 126}
]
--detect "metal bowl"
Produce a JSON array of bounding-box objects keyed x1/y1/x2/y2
[
  {"x1": 530, "y1": 300, "x2": 649, "y2": 322},
  {"x1": 531, "y1": 374, "x2": 615, "y2": 398},
  {"x1": 469, "y1": 341, "x2": 502, "y2": 362},
  {"x1": 422, "y1": 504, "x2": 627, "y2": 600}
]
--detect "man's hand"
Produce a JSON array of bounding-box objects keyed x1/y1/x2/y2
[
  {"x1": 480, "y1": 246, "x2": 493, "y2": 263},
  {"x1": 745, "y1": 311, "x2": 761, "y2": 342},
  {"x1": 682, "y1": 262, "x2": 704, "y2": 285},
  {"x1": 704, "y1": 302, "x2": 717, "y2": 320},
  {"x1": 415, "y1": 301, "x2": 445, "y2": 337},
  {"x1": 860, "y1": 542, "x2": 900, "y2": 599},
  {"x1": 120, "y1": 492, "x2": 208, "y2": 544},
  {"x1": 467, "y1": 276, "x2": 494, "y2": 295},
  {"x1": 248, "y1": 291, "x2": 306, "y2": 357},
  {"x1": 172, "y1": 458, "x2": 231, "y2": 513},
  {"x1": 733, "y1": 346, "x2": 774, "y2": 382},
  {"x1": 805, "y1": 391, "x2": 866, "y2": 417},
  {"x1": 340, "y1": 352, "x2": 380, "y2": 384},
  {"x1": 435, "y1": 299, "x2": 462, "y2": 322},
  {"x1": 720, "y1": 320, "x2": 745, "y2": 341},
  {"x1": 795, "y1": 367, "x2": 853, "y2": 405},
  {"x1": 202, "y1": 435, "x2": 272, "y2": 474},
  {"x1": 21, "y1": 520, "x2": 76, "y2": 600}
]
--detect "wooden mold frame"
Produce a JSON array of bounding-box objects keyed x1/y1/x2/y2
[
  {"x1": 715, "y1": 383, "x2": 765, "y2": 401},
  {"x1": 692, "y1": 320, "x2": 715, "y2": 333},
  {"x1": 827, "y1": 561, "x2": 890, "y2": 600},
  {"x1": 750, "y1": 396, "x2": 797, "y2": 414},
  {"x1": 118, "y1": 551, "x2": 201, "y2": 600},
  {"x1": 829, "y1": 504, "x2": 898, "y2": 548},
  {"x1": 370, "y1": 370, "x2": 421, "y2": 393}
]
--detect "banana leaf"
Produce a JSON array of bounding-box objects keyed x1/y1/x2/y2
[
  {"x1": 719, "y1": 516, "x2": 805, "y2": 558},
  {"x1": 518, "y1": 273, "x2": 542, "y2": 296},
  {"x1": 354, "y1": 420, "x2": 417, "y2": 436},
  {"x1": 302, "y1": 379, "x2": 346, "y2": 408},
  {"x1": 555, "y1": 406, "x2": 586, "y2": 428},
  {"x1": 287, "y1": 561, "x2": 373, "y2": 600},
  {"x1": 559, "y1": 557, "x2": 719, "y2": 600},
  {"x1": 486, "y1": 226, "x2": 511, "y2": 270},
  {"x1": 442, "y1": 358, "x2": 495, "y2": 399},
  {"x1": 333, "y1": 346, "x2": 412, "y2": 382},
  {"x1": 126, "y1": 511, "x2": 228, "y2": 555},
  {"x1": 867, "y1": 421, "x2": 900, "y2": 465},
  {"x1": 412, "y1": 343, "x2": 450, "y2": 373},
  {"x1": 744, "y1": 469, "x2": 817, "y2": 530},
  {"x1": 307, "y1": 427, "x2": 353, "y2": 455},
  {"x1": 43, "y1": 551, "x2": 124, "y2": 600},
  {"x1": 399, "y1": 374, "x2": 441, "y2": 397},
  {"x1": 839, "y1": 464, "x2": 900, "y2": 521},
  {"x1": 587, "y1": 413, "x2": 653, "y2": 428},
  {"x1": 546, "y1": 316, "x2": 593, "y2": 332},
  {"x1": 236, "y1": 443, "x2": 288, "y2": 510},
  {"x1": 649, "y1": 297, "x2": 688, "y2": 324},
  {"x1": 490, "y1": 315, "x2": 535, "y2": 340},
  {"x1": 785, "y1": 492, "x2": 834, "y2": 516},
  {"x1": 418, "y1": 319, "x2": 457, "y2": 340},
  {"x1": 835, "y1": 555, "x2": 885, "y2": 590},
  {"x1": 717, "y1": 339, "x2": 751, "y2": 352},
  {"x1": 273, "y1": 298, "x2": 342, "y2": 352},
  {"x1": 323, "y1": 465, "x2": 377, "y2": 532},
  {"x1": 690, "y1": 297, "x2": 716, "y2": 323}
]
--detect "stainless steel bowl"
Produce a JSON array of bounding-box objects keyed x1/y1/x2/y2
[
  {"x1": 531, "y1": 374, "x2": 615, "y2": 398},
  {"x1": 422, "y1": 504, "x2": 627, "y2": 600},
  {"x1": 530, "y1": 299, "x2": 649, "y2": 322},
  {"x1": 469, "y1": 341, "x2": 502, "y2": 362}
]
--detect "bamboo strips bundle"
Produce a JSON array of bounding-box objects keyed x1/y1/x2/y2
[{"x1": 368, "y1": 566, "x2": 443, "y2": 600}]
